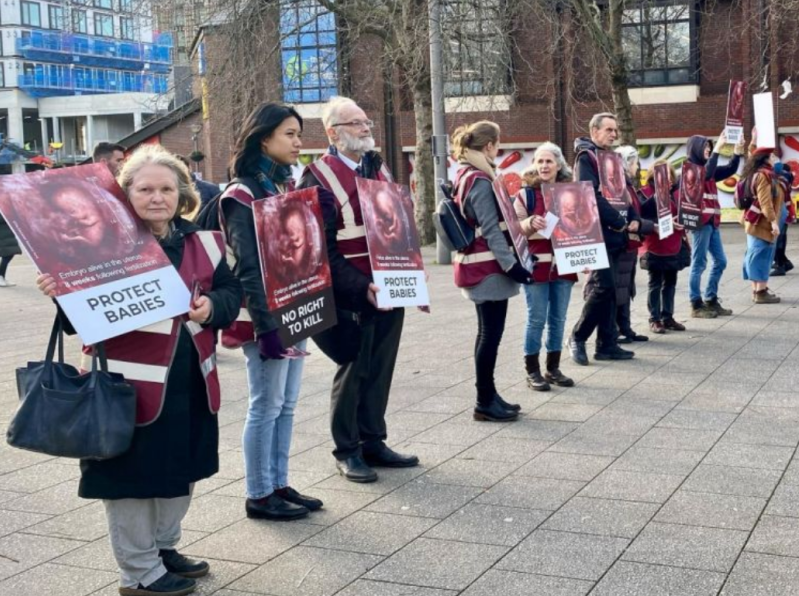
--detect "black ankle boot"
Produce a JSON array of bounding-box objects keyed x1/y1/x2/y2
[
  {"x1": 524, "y1": 354, "x2": 550, "y2": 392},
  {"x1": 544, "y1": 351, "x2": 574, "y2": 387},
  {"x1": 494, "y1": 392, "x2": 521, "y2": 412},
  {"x1": 473, "y1": 399, "x2": 519, "y2": 422}
]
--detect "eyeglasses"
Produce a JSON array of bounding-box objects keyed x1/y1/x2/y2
[{"x1": 332, "y1": 119, "x2": 374, "y2": 129}]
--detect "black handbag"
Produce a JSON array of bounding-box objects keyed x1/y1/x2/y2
[
  {"x1": 7, "y1": 316, "x2": 137, "y2": 460},
  {"x1": 678, "y1": 238, "x2": 692, "y2": 270},
  {"x1": 311, "y1": 309, "x2": 363, "y2": 365}
]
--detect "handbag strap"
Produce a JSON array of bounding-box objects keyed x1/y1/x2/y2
[{"x1": 44, "y1": 315, "x2": 65, "y2": 365}]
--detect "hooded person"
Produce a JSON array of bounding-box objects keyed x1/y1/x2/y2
[{"x1": 683, "y1": 131, "x2": 746, "y2": 318}]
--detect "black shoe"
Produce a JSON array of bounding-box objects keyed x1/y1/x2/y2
[
  {"x1": 544, "y1": 352, "x2": 574, "y2": 387},
  {"x1": 594, "y1": 345, "x2": 635, "y2": 360},
  {"x1": 275, "y1": 486, "x2": 324, "y2": 511},
  {"x1": 705, "y1": 298, "x2": 733, "y2": 316},
  {"x1": 617, "y1": 335, "x2": 633, "y2": 344},
  {"x1": 771, "y1": 266, "x2": 786, "y2": 277},
  {"x1": 245, "y1": 493, "x2": 309, "y2": 520},
  {"x1": 494, "y1": 393, "x2": 522, "y2": 411},
  {"x1": 158, "y1": 550, "x2": 209, "y2": 579},
  {"x1": 626, "y1": 332, "x2": 649, "y2": 342},
  {"x1": 363, "y1": 444, "x2": 419, "y2": 468},
  {"x1": 785, "y1": 260, "x2": 794, "y2": 272},
  {"x1": 473, "y1": 400, "x2": 518, "y2": 422},
  {"x1": 336, "y1": 456, "x2": 378, "y2": 482},
  {"x1": 118, "y1": 572, "x2": 196, "y2": 596},
  {"x1": 568, "y1": 336, "x2": 589, "y2": 366}
]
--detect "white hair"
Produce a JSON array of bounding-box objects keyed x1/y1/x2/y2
[
  {"x1": 615, "y1": 145, "x2": 639, "y2": 164},
  {"x1": 321, "y1": 96, "x2": 360, "y2": 131},
  {"x1": 589, "y1": 112, "x2": 617, "y2": 131},
  {"x1": 522, "y1": 141, "x2": 572, "y2": 181}
]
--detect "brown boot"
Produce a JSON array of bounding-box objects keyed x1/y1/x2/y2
[
  {"x1": 544, "y1": 351, "x2": 574, "y2": 387},
  {"x1": 754, "y1": 288, "x2": 781, "y2": 304},
  {"x1": 525, "y1": 354, "x2": 550, "y2": 392}
]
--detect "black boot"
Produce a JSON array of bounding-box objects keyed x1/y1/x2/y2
[
  {"x1": 494, "y1": 392, "x2": 521, "y2": 412},
  {"x1": 474, "y1": 393, "x2": 518, "y2": 422},
  {"x1": 544, "y1": 351, "x2": 574, "y2": 387},
  {"x1": 524, "y1": 354, "x2": 550, "y2": 392},
  {"x1": 568, "y1": 335, "x2": 589, "y2": 366}
]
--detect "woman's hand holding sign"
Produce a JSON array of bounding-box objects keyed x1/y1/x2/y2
[
  {"x1": 36, "y1": 273, "x2": 57, "y2": 298},
  {"x1": 188, "y1": 295, "x2": 212, "y2": 324}
]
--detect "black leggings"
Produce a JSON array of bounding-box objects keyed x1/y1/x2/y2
[
  {"x1": 0, "y1": 255, "x2": 13, "y2": 278},
  {"x1": 474, "y1": 299, "x2": 508, "y2": 405}
]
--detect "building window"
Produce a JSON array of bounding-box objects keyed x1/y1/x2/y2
[
  {"x1": 48, "y1": 5, "x2": 63, "y2": 30},
  {"x1": 94, "y1": 0, "x2": 113, "y2": 9},
  {"x1": 622, "y1": 3, "x2": 695, "y2": 87},
  {"x1": 94, "y1": 13, "x2": 113, "y2": 37},
  {"x1": 0, "y1": 64, "x2": 5, "y2": 88},
  {"x1": 442, "y1": 0, "x2": 511, "y2": 97},
  {"x1": 119, "y1": 0, "x2": 133, "y2": 11},
  {"x1": 279, "y1": 0, "x2": 338, "y2": 103},
  {"x1": 72, "y1": 10, "x2": 87, "y2": 33},
  {"x1": 21, "y1": 1, "x2": 42, "y2": 27},
  {"x1": 120, "y1": 16, "x2": 133, "y2": 40}
]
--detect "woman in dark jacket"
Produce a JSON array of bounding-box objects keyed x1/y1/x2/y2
[
  {"x1": 219, "y1": 103, "x2": 323, "y2": 522},
  {"x1": 639, "y1": 160, "x2": 688, "y2": 333},
  {"x1": 0, "y1": 212, "x2": 21, "y2": 287},
  {"x1": 37, "y1": 145, "x2": 242, "y2": 596}
]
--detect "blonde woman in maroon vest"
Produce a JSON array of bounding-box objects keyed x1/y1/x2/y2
[
  {"x1": 37, "y1": 145, "x2": 243, "y2": 596},
  {"x1": 452, "y1": 121, "x2": 533, "y2": 422},
  {"x1": 219, "y1": 104, "x2": 324, "y2": 518},
  {"x1": 513, "y1": 142, "x2": 577, "y2": 391}
]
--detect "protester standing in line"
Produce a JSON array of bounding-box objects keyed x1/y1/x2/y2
[
  {"x1": 740, "y1": 145, "x2": 786, "y2": 303},
  {"x1": 609, "y1": 145, "x2": 654, "y2": 344},
  {"x1": 0, "y1": 210, "x2": 21, "y2": 287},
  {"x1": 38, "y1": 145, "x2": 242, "y2": 596},
  {"x1": 450, "y1": 120, "x2": 530, "y2": 421},
  {"x1": 568, "y1": 113, "x2": 641, "y2": 366},
  {"x1": 298, "y1": 96, "x2": 419, "y2": 482},
  {"x1": 219, "y1": 103, "x2": 323, "y2": 520},
  {"x1": 639, "y1": 160, "x2": 687, "y2": 333},
  {"x1": 771, "y1": 164, "x2": 795, "y2": 276},
  {"x1": 513, "y1": 142, "x2": 575, "y2": 392},
  {"x1": 684, "y1": 131, "x2": 745, "y2": 318}
]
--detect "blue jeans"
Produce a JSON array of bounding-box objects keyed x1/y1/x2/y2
[
  {"x1": 241, "y1": 339, "x2": 306, "y2": 499},
  {"x1": 523, "y1": 280, "x2": 574, "y2": 355},
  {"x1": 689, "y1": 225, "x2": 727, "y2": 303}
]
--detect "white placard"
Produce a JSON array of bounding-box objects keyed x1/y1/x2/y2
[
  {"x1": 56, "y1": 266, "x2": 191, "y2": 345},
  {"x1": 658, "y1": 215, "x2": 674, "y2": 240},
  {"x1": 373, "y1": 270, "x2": 429, "y2": 308},
  {"x1": 539, "y1": 212, "x2": 560, "y2": 240},
  {"x1": 754, "y1": 92, "x2": 776, "y2": 148},
  {"x1": 553, "y1": 242, "x2": 609, "y2": 275}
]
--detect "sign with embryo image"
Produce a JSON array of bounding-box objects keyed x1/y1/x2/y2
[{"x1": 0, "y1": 163, "x2": 191, "y2": 345}]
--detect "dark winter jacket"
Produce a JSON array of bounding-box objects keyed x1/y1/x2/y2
[
  {"x1": 573, "y1": 137, "x2": 639, "y2": 253},
  {"x1": 685, "y1": 135, "x2": 742, "y2": 182},
  {"x1": 0, "y1": 214, "x2": 21, "y2": 258},
  {"x1": 192, "y1": 174, "x2": 221, "y2": 206}
]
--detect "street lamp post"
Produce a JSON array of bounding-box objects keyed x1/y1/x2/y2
[
  {"x1": 190, "y1": 122, "x2": 203, "y2": 173},
  {"x1": 429, "y1": 0, "x2": 451, "y2": 265}
]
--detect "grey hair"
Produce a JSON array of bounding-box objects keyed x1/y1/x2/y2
[
  {"x1": 118, "y1": 144, "x2": 199, "y2": 219},
  {"x1": 522, "y1": 141, "x2": 572, "y2": 181},
  {"x1": 615, "y1": 145, "x2": 639, "y2": 176},
  {"x1": 589, "y1": 112, "x2": 617, "y2": 131},
  {"x1": 321, "y1": 96, "x2": 359, "y2": 130}
]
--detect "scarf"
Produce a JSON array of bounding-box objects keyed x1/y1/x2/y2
[
  {"x1": 255, "y1": 155, "x2": 293, "y2": 195},
  {"x1": 458, "y1": 148, "x2": 497, "y2": 180}
]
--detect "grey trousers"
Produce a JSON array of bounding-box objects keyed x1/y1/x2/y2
[{"x1": 103, "y1": 488, "x2": 193, "y2": 588}]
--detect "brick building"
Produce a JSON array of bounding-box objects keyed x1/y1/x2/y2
[{"x1": 153, "y1": 0, "x2": 799, "y2": 205}]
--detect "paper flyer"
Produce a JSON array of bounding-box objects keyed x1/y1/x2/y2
[
  {"x1": 0, "y1": 163, "x2": 190, "y2": 345},
  {"x1": 541, "y1": 182, "x2": 609, "y2": 274},
  {"x1": 355, "y1": 178, "x2": 429, "y2": 309},
  {"x1": 252, "y1": 187, "x2": 336, "y2": 345}
]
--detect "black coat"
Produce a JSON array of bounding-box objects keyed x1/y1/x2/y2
[
  {"x1": 0, "y1": 214, "x2": 21, "y2": 258},
  {"x1": 193, "y1": 174, "x2": 221, "y2": 206},
  {"x1": 78, "y1": 219, "x2": 242, "y2": 500}
]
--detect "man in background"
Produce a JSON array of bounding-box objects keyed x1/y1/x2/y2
[{"x1": 92, "y1": 142, "x2": 126, "y2": 177}]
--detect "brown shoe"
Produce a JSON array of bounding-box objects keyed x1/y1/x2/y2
[
  {"x1": 691, "y1": 303, "x2": 718, "y2": 318},
  {"x1": 663, "y1": 318, "x2": 686, "y2": 331},
  {"x1": 754, "y1": 288, "x2": 781, "y2": 304},
  {"x1": 650, "y1": 320, "x2": 666, "y2": 334}
]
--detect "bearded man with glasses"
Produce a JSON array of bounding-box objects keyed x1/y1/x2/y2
[{"x1": 298, "y1": 96, "x2": 419, "y2": 484}]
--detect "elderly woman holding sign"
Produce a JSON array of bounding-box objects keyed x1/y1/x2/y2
[
  {"x1": 37, "y1": 145, "x2": 242, "y2": 596},
  {"x1": 218, "y1": 103, "x2": 324, "y2": 521},
  {"x1": 451, "y1": 120, "x2": 532, "y2": 423}
]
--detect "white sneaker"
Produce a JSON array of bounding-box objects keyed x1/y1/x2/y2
[{"x1": 0, "y1": 276, "x2": 12, "y2": 287}]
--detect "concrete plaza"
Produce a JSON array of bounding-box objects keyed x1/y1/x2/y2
[{"x1": 0, "y1": 227, "x2": 798, "y2": 595}]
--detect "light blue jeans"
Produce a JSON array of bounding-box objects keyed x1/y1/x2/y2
[
  {"x1": 241, "y1": 339, "x2": 306, "y2": 499},
  {"x1": 523, "y1": 280, "x2": 574, "y2": 355},
  {"x1": 689, "y1": 225, "x2": 727, "y2": 303}
]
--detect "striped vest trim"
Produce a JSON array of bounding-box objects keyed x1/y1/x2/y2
[
  {"x1": 700, "y1": 179, "x2": 722, "y2": 227},
  {"x1": 82, "y1": 231, "x2": 224, "y2": 426}
]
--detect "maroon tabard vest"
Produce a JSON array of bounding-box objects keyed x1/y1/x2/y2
[
  {"x1": 515, "y1": 186, "x2": 577, "y2": 283},
  {"x1": 451, "y1": 166, "x2": 512, "y2": 288},
  {"x1": 217, "y1": 180, "x2": 294, "y2": 349},
  {"x1": 626, "y1": 183, "x2": 643, "y2": 251},
  {"x1": 701, "y1": 179, "x2": 722, "y2": 227},
  {"x1": 306, "y1": 154, "x2": 393, "y2": 277},
  {"x1": 82, "y1": 230, "x2": 224, "y2": 426},
  {"x1": 640, "y1": 185, "x2": 683, "y2": 256}
]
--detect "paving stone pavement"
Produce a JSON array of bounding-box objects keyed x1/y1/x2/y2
[{"x1": 1, "y1": 227, "x2": 799, "y2": 595}]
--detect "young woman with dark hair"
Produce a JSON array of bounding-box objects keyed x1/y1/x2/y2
[{"x1": 218, "y1": 102, "x2": 323, "y2": 521}]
